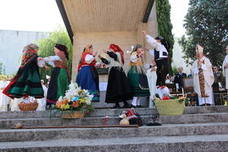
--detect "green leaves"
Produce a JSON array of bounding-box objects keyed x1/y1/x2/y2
[{"x1": 180, "y1": 0, "x2": 228, "y2": 66}]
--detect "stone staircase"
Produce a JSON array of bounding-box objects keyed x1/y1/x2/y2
[{"x1": 0, "y1": 106, "x2": 228, "y2": 152}]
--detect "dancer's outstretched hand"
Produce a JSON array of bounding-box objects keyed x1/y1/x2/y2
[{"x1": 142, "y1": 31, "x2": 147, "y2": 36}]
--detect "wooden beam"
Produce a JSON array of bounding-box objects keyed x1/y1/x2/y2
[
  {"x1": 143, "y1": 0, "x2": 155, "y2": 23},
  {"x1": 56, "y1": 0, "x2": 74, "y2": 43}
]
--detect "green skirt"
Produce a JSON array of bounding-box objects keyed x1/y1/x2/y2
[
  {"x1": 47, "y1": 68, "x2": 69, "y2": 104},
  {"x1": 127, "y1": 66, "x2": 150, "y2": 97},
  {"x1": 6, "y1": 65, "x2": 44, "y2": 98}
]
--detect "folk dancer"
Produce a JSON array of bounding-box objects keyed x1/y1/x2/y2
[
  {"x1": 127, "y1": 44, "x2": 150, "y2": 107},
  {"x1": 3, "y1": 44, "x2": 44, "y2": 99},
  {"x1": 143, "y1": 31, "x2": 169, "y2": 86},
  {"x1": 99, "y1": 44, "x2": 132, "y2": 108},
  {"x1": 76, "y1": 45, "x2": 99, "y2": 102},
  {"x1": 43, "y1": 44, "x2": 70, "y2": 105}
]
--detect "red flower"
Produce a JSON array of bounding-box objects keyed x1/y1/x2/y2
[{"x1": 162, "y1": 96, "x2": 170, "y2": 100}]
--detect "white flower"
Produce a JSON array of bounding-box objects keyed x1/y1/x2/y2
[
  {"x1": 84, "y1": 96, "x2": 92, "y2": 105},
  {"x1": 85, "y1": 99, "x2": 91, "y2": 105},
  {"x1": 58, "y1": 96, "x2": 63, "y2": 102},
  {"x1": 88, "y1": 94, "x2": 94, "y2": 101}
]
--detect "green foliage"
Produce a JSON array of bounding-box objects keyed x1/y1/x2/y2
[
  {"x1": 37, "y1": 29, "x2": 73, "y2": 81},
  {"x1": 156, "y1": 0, "x2": 174, "y2": 73},
  {"x1": 179, "y1": 0, "x2": 228, "y2": 66},
  {"x1": 178, "y1": 36, "x2": 195, "y2": 65},
  {"x1": 172, "y1": 66, "x2": 178, "y2": 75}
]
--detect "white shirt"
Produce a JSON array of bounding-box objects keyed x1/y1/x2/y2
[
  {"x1": 145, "y1": 35, "x2": 168, "y2": 59},
  {"x1": 85, "y1": 54, "x2": 95, "y2": 64},
  {"x1": 43, "y1": 56, "x2": 61, "y2": 67}
]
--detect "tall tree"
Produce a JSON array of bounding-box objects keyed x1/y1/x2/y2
[
  {"x1": 156, "y1": 0, "x2": 174, "y2": 73},
  {"x1": 37, "y1": 29, "x2": 72, "y2": 81},
  {"x1": 179, "y1": 0, "x2": 228, "y2": 66}
]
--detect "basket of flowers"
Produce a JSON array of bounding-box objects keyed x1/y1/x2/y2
[
  {"x1": 18, "y1": 97, "x2": 38, "y2": 111},
  {"x1": 56, "y1": 82, "x2": 94, "y2": 119},
  {"x1": 154, "y1": 86, "x2": 189, "y2": 116}
]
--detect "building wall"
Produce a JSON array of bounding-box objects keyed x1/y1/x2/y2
[{"x1": 0, "y1": 30, "x2": 49, "y2": 74}]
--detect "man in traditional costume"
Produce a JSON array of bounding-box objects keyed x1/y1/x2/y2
[
  {"x1": 3, "y1": 44, "x2": 44, "y2": 99},
  {"x1": 99, "y1": 44, "x2": 132, "y2": 108},
  {"x1": 143, "y1": 31, "x2": 169, "y2": 86},
  {"x1": 44, "y1": 44, "x2": 70, "y2": 105},
  {"x1": 192, "y1": 44, "x2": 214, "y2": 106},
  {"x1": 222, "y1": 46, "x2": 228, "y2": 90},
  {"x1": 127, "y1": 44, "x2": 150, "y2": 107},
  {"x1": 76, "y1": 45, "x2": 99, "y2": 102}
]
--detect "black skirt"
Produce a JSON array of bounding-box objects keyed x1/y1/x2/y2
[{"x1": 105, "y1": 67, "x2": 132, "y2": 103}]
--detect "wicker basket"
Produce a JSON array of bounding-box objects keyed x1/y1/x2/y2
[
  {"x1": 18, "y1": 101, "x2": 38, "y2": 111},
  {"x1": 62, "y1": 111, "x2": 85, "y2": 119},
  {"x1": 154, "y1": 98, "x2": 185, "y2": 116}
]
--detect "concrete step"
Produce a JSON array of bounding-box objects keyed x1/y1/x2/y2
[
  {"x1": 0, "y1": 135, "x2": 228, "y2": 152},
  {"x1": 0, "y1": 108, "x2": 156, "y2": 119},
  {"x1": 1, "y1": 113, "x2": 228, "y2": 129},
  {"x1": 0, "y1": 122, "x2": 228, "y2": 142},
  {"x1": 0, "y1": 106, "x2": 227, "y2": 119},
  {"x1": 184, "y1": 105, "x2": 228, "y2": 114},
  {"x1": 160, "y1": 112, "x2": 228, "y2": 124}
]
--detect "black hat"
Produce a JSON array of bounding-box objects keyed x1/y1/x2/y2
[
  {"x1": 55, "y1": 44, "x2": 69, "y2": 60},
  {"x1": 155, "y1": 36, "x2": 164, "y2": 41},
  {"x1": 55, "y1": 44, "x2": 67, "y2": 52}
]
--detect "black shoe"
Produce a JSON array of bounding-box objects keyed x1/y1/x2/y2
[
  {"x1": 146, "y1": 122, "x2": 162, "y2": 126},
  {"x1": 123, "y1": 101, "x2": 130, "y2": 108},
  {"x1": 113, "y1": 103, "x2": 120, "y2": 108},
  {"x1": 131, "y1": 104, "x2": 136, "y2": 108}
]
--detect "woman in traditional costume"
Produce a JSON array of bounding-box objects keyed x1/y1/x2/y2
[
  {"x1": 3, "y1": 44, "x2": 44, "y2": 99},
  {"x1": 44, "y1": 44, "x2": 70, "y2": 105},
  {"x1": 127, "y1": 44, "x2": 150, "y2": 107},
  {"x1": 99, "y1": 44, "x2": 132, "y2": 108},
  {"x1": 76, "y1": 45, "x2": 99, "y2": 102}
]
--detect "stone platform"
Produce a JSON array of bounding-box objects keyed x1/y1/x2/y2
[{"x1": 0, "y1": 106, "x2": 228, "y2": 152}]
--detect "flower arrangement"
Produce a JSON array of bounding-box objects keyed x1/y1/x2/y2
[{"x1": 56, "y1": 82, "x2": 94, "y2": 114}]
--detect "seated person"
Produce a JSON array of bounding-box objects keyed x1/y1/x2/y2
[{"x1": 174, "y1": 67, "x2": 187, "y2": 92}]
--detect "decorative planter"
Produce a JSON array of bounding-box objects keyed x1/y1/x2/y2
[
  {"x1": 154, "y1": 99, "x2": 185, "y2": 116},
  {"x1": 61, "y1": 111, "x2": 85, "y2": 119}
]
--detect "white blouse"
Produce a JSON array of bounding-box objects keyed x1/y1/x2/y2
[
  {"x1": 85, "y1": 54, "x2": 95, "y2": 64},
  {"x1": 145, "y1": 34, "x2": 168, "y2": 59},
  {"x1": 130, "y1": 52, "x2": 139, "y2": 63},
  {"x1": 38, "y1": 56, "x2": 66, "y2": 68}
]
